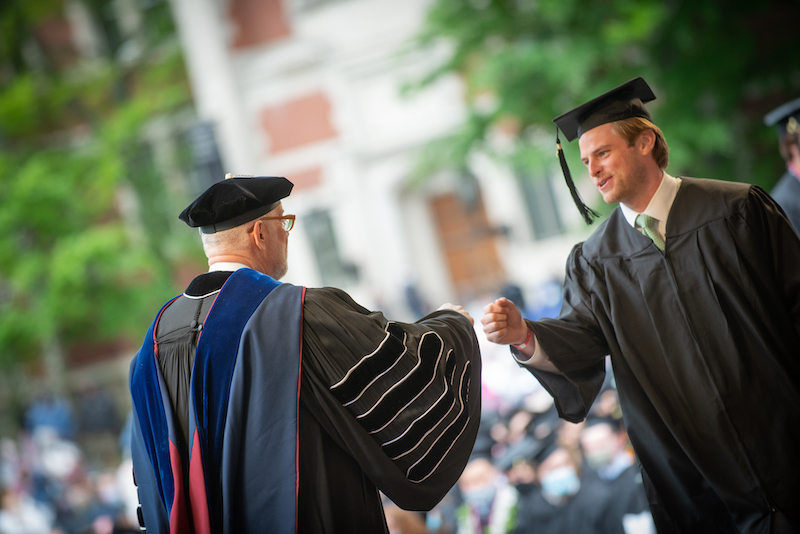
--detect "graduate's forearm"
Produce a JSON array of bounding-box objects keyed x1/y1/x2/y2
[{"x1": 512, "y1": 329, "x2": 561, "y2": 374}]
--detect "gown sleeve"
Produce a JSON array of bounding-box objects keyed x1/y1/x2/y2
[
  {"x1": 300, "y1": 287, "x2": 481, "y2": 510},
  {"x1": 745, "y1": 185, "x2": 800, "y2": 335},
  {"x1": 524, "y1": 243, "x2": 609, "y2": 423}
]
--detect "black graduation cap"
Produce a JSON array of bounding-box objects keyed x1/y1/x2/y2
[
  {"x1": 763, "y1": 96, "x2": 800, "y2": 141},
  {"x1": 583, "y1": 415, "x2": 622, "y2": 432},
  {"x1": 496, "y1": 436, "x2": 540, "y2": 471},
  {"x1": 532, "y1": 431, "x2": 560, "y2": 465},
  {"x1": 551, "y1": 77, "x2": 657, "y2": 225},
  {"x1": 179, "y1": 175, "x2": 293, "y2": 234}
]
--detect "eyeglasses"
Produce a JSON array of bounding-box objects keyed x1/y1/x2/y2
[{"x1": 258, "y1": 214, "x2": 296, "y2": 231}]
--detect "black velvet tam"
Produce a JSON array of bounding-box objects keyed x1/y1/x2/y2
[
  {"x1": 764, "y1": 96, "x2": 800, "y2": 140},
  {"x1": 179, "y1": 176, "x2": 293, "y2": 234},
  {"x1": 553, "y1": 77, "x2": 656, "y2": 142}
]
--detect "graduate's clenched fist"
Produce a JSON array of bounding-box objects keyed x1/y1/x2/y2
[{"x1": 481, "y1": 297, "x2": 528, "y2": 346}]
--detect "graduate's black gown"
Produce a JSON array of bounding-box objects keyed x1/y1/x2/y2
[
  {"x1": 523, "y1": 179, "x2": 800, "y2": 533},
  {"x1": 513, "y1": 475, "x2": 610, "y2": 534},
  {"x1": 770, "y1": 169, "x2": 800, "y2": 233}
]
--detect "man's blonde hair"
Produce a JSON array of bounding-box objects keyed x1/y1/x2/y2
[{"x1": 610, "y1": 117, "x2": 670, "y2": 169}]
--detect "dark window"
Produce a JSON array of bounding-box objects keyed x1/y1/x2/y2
[
  {"x1": 303, "y1": 209, "x2": 359, "y2": 287},
  {"x1": 517, "y1": 171, "x2": 564, "y2": 240},
  {"x1": 183, "y1": 121, "x2": 225, "y2": 197}
]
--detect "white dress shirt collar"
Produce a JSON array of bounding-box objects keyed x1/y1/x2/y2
[
  {"x1": 209, "y1": 262, "x2": 250, "y2": 272},
  {"x1": 620, "y1": 172, "x2": 681, "y2": 237}
]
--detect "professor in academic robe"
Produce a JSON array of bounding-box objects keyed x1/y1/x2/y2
[
  {"x1": 129, "y1": 175, "x2": 482, "y2": 533},
  {"x1": 764, "y1": 96, "x2": 800, "y2": 233},
  {"x1": 482, "y1": 78, "x2": 800, "y2": 533}
]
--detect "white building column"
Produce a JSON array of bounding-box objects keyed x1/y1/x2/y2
[{"x1": 167, "y1": 0, "x2": 254, "y2": 173}]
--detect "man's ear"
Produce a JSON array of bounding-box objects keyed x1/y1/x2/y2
[
  {"x1": 251, "y1": 220, "x2": 268, "y2": 250},
  {"x1": 638, "y1": 129, "x2": 656, "y2": 155}
]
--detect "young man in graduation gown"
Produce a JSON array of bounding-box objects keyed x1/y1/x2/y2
[
  {"x1": 579, "y1": 416, "x2": 654, "y2": 534},
  {"x1": 512, "y1": 433, "x2": 610, "y2": 534},
  {"x1": 481, "y1": 78, "x2": 800, "y2": 533},
  {"x1": 764, "y1": 96, "x2": 800, "y2": 233},
  {"x1": 128, "y1": 175, "x2": 482, "y2": 533}
]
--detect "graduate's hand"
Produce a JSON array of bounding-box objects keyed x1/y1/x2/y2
[
  {"x1": 438, "y1": 303, "x2": 474, "y2": 325},
  {"x1": 481, "y1": 297, "x2": 528, "y2": 346}
]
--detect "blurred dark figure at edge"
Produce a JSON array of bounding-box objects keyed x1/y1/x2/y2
[
  {"x1": 513, "y1": 431, "x2": 610, "y2": 534},
  {"x1": 579, "y1": 416, "x2": 653, "y2": 534},
  {"x1": 764, "y1": 97, "x2": 800, "y2": 233}
]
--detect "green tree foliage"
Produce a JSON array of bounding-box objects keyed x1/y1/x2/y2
[
  {"x1": 411, "y1": 0, "x2": 800, "y2": 198},
  {"x1": 0, "y1": 0, "x2": 199, "y2": 372}
]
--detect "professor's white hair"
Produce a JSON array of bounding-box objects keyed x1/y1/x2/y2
[{"x1": 200, "y1": 223, "x2": 251, "y2": 257}]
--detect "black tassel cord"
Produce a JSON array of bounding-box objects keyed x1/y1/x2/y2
[{"x1": 556, "y1": 130, "x2": 599, "y2": 225}]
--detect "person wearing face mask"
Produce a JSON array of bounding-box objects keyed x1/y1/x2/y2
[
  {"x1": 580, "y1": 417, "x2": 654, "y2": 534},
  {"x1": 513, "y1": 432, "x2": 609, "y2": 534},
  {"x1": 456, "y1": 456, "x2": 519, "y2": 534}
]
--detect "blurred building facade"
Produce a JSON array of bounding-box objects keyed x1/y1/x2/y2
[
  {"x1": 169, "y1": 0, "x2": 590, "y2": 317},
  {"x1": 3, "y1": 0, "x2": 591, "y2": 427}
]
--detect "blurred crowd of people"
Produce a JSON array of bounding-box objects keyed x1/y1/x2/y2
[
  {"x1": 386, "y1": 363, "x2": 654, "y2": 534},
  {"x1": 0, "y1": 283, "x2": 654, "y2": 534},
  {"x1": 0, "y1": 385, "x2": 139, "y2": 534}
]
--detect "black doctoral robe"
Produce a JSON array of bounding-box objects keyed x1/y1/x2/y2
[
  {"x1": 298, "y1": 286, "x2": 482, "y2": 532},
  {"x1": 132, "y1": 270, "x2": 481, "y2": 534},
  {"x1": 521, "y1": 178, "x2": 800, "y2": 533}
]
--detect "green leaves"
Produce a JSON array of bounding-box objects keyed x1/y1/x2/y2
[
  {"x1": 0, "y1": 5, "x2": 194, "y2": 369},
  {"x1": 0, "y1": 149, "x2": 133, "y2": 357},
  {"x1": 411, "y1": 0, "x2": 800, "y2": 194}
]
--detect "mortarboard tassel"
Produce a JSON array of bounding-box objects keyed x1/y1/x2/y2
[{"x1": 556, "y1": 128, "x2": 599, "y2": 225}]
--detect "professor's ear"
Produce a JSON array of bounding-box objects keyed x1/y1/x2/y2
[{"x1": 247, "y1": 220, "x2": 261, "y2": 246}]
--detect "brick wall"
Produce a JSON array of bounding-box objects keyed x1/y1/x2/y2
[
  {"x1": 228, "y1": 0, "x2": 291, "y2": 49},
  {"x1": 260, "y1": 91, "x2": 338, "y2": 153}
]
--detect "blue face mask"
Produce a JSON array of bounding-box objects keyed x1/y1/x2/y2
[
  {"x1": 463, "y1": 484, "x2": 497, "y2": 518},
  {"x1": 540, "y1": 466, "x2": 580, "y2": 498}
]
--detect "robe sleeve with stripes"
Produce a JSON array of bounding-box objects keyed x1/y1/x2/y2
[{"x1": 297, "y1": 287, "x2": 481, "y2": 532}]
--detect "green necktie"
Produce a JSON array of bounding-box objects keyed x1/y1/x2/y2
[{"x1": 636, "y1": 213, "x2": 665, "y2": 251}]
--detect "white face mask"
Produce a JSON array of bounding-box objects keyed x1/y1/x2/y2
[
  {"x1": 540, "y1": 466, "x2": 580, "y2": 499},
  {"x1": 584, "y1": 448, "x2": 615, "y2": 470}
]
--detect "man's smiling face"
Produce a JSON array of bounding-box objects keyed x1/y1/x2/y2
[{"x1": 579, "y1": 122, "x2": 650, "y2": 208}]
